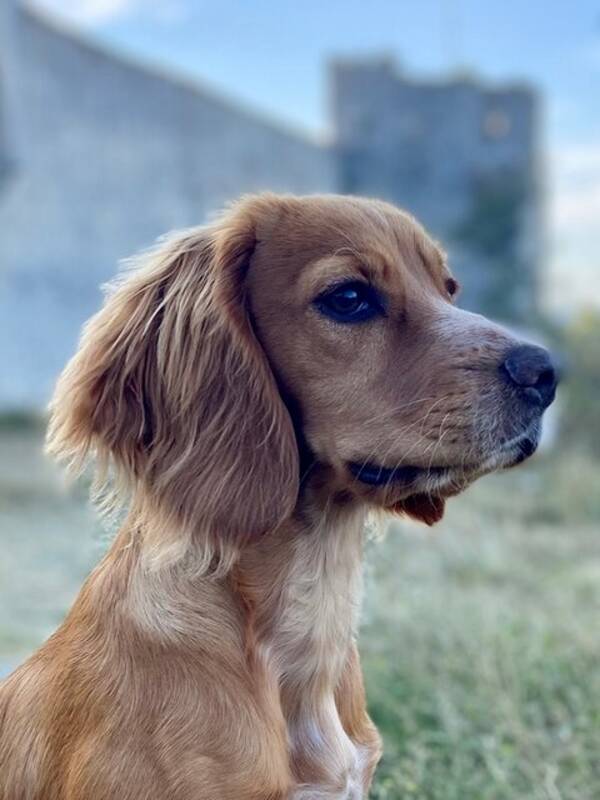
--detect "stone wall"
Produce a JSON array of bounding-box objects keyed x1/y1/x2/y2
[
  {"x1": 330, "y1": 57, "x2": 539, "y2": 319},
  {"x1": 0, "y1": 5, "x2": 540, "y2": 411},
  {"x1": 0, "y1": 4, "x2": 335, "y2": 410}
]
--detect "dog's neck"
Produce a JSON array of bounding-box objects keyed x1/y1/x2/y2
[
  {"x1": 90, "y1": 487, "x2": 369, "y2": 791},
  {"x1": 235, "y1": 496, "x2": 366, "y2": 688},
  {"x1": 234, "y1": 498, "x2": 367, "y2": 789}
]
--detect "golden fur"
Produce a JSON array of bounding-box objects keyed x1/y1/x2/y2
[{"x1": 0, "y1": 194, "x2": 549, "y2": 799}]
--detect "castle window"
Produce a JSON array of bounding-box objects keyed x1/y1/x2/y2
[{"x1": 483, "y1": 109, "x2": 511, "y2": 139}]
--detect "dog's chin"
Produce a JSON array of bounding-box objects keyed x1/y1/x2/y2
[{"x1": 346, "y1": 426, "x2": 541, "y2": 526}]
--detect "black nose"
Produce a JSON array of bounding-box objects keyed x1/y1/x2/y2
[{"x1": 501, "y1": 344, "x2": 558, "y2": 409}]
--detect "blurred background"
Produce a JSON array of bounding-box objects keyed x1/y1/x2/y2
[{"x1": 0, "y1": 1, "x2": 599, "y2": 797}]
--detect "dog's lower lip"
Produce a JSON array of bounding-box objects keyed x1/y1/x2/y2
[
  {"x1": 510, "y1": 435, "x2": 538, "y2": 465},
  {"x1": 348, "y1": 461, "x2": 444, "y2": 486}
]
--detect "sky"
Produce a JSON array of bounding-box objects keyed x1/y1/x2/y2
[{"x1": 33, "y1": 0, "x2": 600, "y2": 314}]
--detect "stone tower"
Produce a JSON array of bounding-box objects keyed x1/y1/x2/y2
[{"x1": 330, "y1": 57, "x2": 540, "y2": 321}]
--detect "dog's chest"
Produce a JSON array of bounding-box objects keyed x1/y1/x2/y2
[
  {"x1": 248, "y1": 510, "x2": 367, "y2": 797},
  {"x1": 269, "y1": 520, "x2": 363, "y2": 690}
]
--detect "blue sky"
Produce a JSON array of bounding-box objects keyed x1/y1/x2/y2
[{"x1": 34, "y1": 0, "x2": 600, "y2": 312}]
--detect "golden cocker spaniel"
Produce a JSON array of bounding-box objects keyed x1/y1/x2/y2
[{"x1": 0, "y1": 194, "x2": 558, "y2": 799}]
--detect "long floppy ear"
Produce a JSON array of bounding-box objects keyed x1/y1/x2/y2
[{"x1": 46, "y1": 199, "x2": 300, "y2": 556}]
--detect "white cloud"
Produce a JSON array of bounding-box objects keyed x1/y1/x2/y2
[
  {"x1": 551, "y1": 145, "x2": 600, "y2": 232},
  {"x1": 549, "y1": 144, "x2": 600, "y2": 235},
  {"x1": 30, "y1": 0, "x2": 136, "y2": 24},
  {"x1": 30, "y1": 0, "x2": 187, "y2": 26},
  {"x1": 547, "y1": 143, "x2": 600, "y2": 312}
]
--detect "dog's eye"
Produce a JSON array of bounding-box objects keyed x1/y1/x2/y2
[
  {"x1": 315, "y1": 281, "x2": 382, "y2": 323},
  {"x1": 446, "y1": 278, "x2": 460, "y2": 299}
]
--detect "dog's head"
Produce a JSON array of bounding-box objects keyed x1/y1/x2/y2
[{"x1": 47, "y1": 194, "x2": 558, "y2": 554}]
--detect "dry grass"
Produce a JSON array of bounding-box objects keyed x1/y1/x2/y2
[{"x1": 0, "y1": 426, "x2": 599, "y2": 799}]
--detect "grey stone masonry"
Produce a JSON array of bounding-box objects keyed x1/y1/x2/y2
[
  {"x1": 330, "y1": 57, "x2": 540, "y2": 322},
  {"x1": 0, "y1": 4, "x2": 540, "y2": 410},
  {"x1": 0, "y1": 3, "x2": 335, "y2": 409}
]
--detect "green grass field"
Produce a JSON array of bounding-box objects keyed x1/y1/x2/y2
[{"x1": 1, "y1": 426, "x2": 599, "y2": 799}]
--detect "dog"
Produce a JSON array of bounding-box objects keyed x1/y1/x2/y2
[{"x1": 0, "y1": 194, "x2": 557, "y2": 799}]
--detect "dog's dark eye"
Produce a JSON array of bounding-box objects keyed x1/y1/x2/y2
[
  {"x1": 315, "y1": 282, "x2": 382, "y2": 323},
  {"x1": 446, "y1": 278, "x2": 460, "y2": 299}
]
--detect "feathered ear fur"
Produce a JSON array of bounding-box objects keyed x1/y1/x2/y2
[{"x1": 46, "y1": 199, "x2": 300, "y2": 564}]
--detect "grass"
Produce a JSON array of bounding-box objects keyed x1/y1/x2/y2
[
  {"x1": 0, "y1": 427, "x2": 599, "y2": 799},
  {"x1": 363, "y1": 454, "x2": 600, "y2": 799}
]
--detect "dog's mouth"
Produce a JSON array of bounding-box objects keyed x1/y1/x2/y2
[
  {"x1": 347, "y1": 430, "x2": 540, "y2": 490},
  {"x1": 348, "y1": 462, "x2": 450, "y2": 487},
  {"x1": 345, "y1": 430, "x2": 539, "y2": 526}
]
